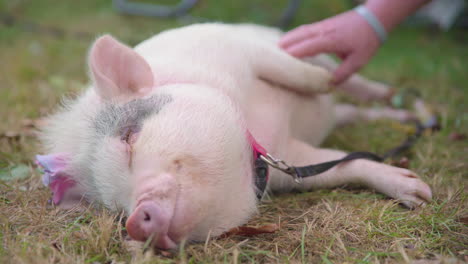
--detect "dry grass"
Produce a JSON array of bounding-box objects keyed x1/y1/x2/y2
[{"x1": 1, "y1": 0, "x2": 467, "y2": 263}]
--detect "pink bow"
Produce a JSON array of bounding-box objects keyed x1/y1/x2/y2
[{"x1": 35, "y1": 153, "x2": 76, "y2": 205}]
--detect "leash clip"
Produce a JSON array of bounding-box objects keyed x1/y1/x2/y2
[{"x1": 259, "y1": 153, "x2": 302, "y2": 184}]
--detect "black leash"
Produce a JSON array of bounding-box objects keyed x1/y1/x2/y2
[
  {"x1": 293, "y1": 151, "x2": 383, "y2": 179},
  {"x1": 258, "y1": 117, "x2": 438, "y2": 186},
  {"x1": 259, "y1": 151, "x2": 383, "y2": 185}
]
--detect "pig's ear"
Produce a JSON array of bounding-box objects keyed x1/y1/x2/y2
[{"x1": 89, "y1": 35, "x2": 154, "y2": 100}]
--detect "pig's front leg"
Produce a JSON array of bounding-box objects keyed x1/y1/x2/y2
[
  {"x1": 305, "y1": 55, "x2": 393, "y2": 102},
  {"x1": 269, "y1": 139, "x2": 432, "y2": 208},
  {"x1": 252, "y1": 46, "x2": 333, "y2": 95}
]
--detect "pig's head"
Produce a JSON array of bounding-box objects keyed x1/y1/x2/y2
[{"x1": 38, "y1": 35, "x2": 259, "y2": 249}]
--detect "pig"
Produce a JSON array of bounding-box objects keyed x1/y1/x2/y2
[{"x1": 37, "y1": 23, "x2": 432, "y2": 250}]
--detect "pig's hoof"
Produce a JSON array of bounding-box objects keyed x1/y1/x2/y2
[
  {"x1": 384, "y1": 167, "x2": 432, "y2": 209},
  {"x1": 316, "y1": 71, "x2": 334, "y2": 94},
  {"x1": 305, "y1": 67, "x2": 333, "y2": 94}
]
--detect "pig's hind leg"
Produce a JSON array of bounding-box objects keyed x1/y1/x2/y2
[
  {"x1": 334, "y1": 104, "x2": 415, "y2": 126},
  {"x1": 269, "y1": 139, "x2": 432, "y2": 208}
]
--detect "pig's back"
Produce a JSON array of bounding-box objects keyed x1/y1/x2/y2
[{"x1": 132, "y1": 23, "x2": 283, "y2": 103}]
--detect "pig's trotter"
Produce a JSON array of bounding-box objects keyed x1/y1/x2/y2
[
  {"x1": 303, "y1": 54, "x2": 392, "y2": 101},
  {"x1": 354, "y1": 162, "x2": 432, "y2": 209}
]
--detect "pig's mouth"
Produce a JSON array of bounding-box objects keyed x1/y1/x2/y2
[{"x1": 125, "y1": 200, "x2": 178, "y2": 249}]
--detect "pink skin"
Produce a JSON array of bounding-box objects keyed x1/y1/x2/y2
[{"x1": 279, "y1": 0, "x2": 429, "y2": 85}]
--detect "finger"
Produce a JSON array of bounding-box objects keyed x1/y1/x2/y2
[
  {"x1": 332, "y1": 53, "x2": 364, "y2": 85},
  {"x1": 279, "y1": 24, "x2": 320, "y2": 49},
  {"x1": 284, "y1": 38, "x2": 332, "y2": 58}
]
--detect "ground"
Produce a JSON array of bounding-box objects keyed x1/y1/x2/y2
[{"x1": 0, "y1": 0, "x2": 467, "y2": 263}]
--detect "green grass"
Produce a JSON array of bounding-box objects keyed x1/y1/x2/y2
[{"x1": 1, "y1": 0, "x2": 467, "y2": 263}]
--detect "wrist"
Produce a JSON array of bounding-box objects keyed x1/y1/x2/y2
[
  {"x1": 365, "y1": 0, "x2": 430, "y2": 32},
  {"x1": 354, "y1": 5, "x2": 387, "y2": 43}
]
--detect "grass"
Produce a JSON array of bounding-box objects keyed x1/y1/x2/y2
[{"x1": 0, "y1": 0, "x2": 467, "y2": 263}]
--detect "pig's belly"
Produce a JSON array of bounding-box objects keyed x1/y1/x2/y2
[
  {"x1": 289, "y1": 92, "x2": 335, "y2": 147},
  {"x1": 243, "y1": 79, "x2": 335, "y2": 153}
]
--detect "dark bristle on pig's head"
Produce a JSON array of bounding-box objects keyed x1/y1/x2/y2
[{"x1": 93, "y1": 94, "x2": 173, "y2": 139}]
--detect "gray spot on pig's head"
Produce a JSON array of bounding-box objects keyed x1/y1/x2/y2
[
  {"x1": 78, "y1": 94, "x2": 173, "y2": 211},
  {"x1": 93, "y1": 94, "x2": 172, "y2": 138}
]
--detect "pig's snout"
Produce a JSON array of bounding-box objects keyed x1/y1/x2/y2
[{"x1": 125, "y1": 201, "x2": 177, "y2": 249}]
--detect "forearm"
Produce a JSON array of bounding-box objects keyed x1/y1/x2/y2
[{"x1": 365, "y1": 0, "x2": 430, "y2": 32}]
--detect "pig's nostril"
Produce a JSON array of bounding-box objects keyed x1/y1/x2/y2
[{"x1": 143, "y1": 212, "x2": 151, "y2": 221}]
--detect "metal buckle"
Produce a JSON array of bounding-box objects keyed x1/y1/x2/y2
[{"x1": 259, "y1": 153, "x2": 302, "y2": 184}]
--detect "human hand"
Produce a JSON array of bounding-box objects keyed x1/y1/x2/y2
[{"x1": 279, "y1": 10, "x2": 381, "y2": 85}]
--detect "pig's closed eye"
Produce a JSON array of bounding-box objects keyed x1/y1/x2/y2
[{"x1": 120, "y1": 126, "x2": 139, "y2": 145}]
